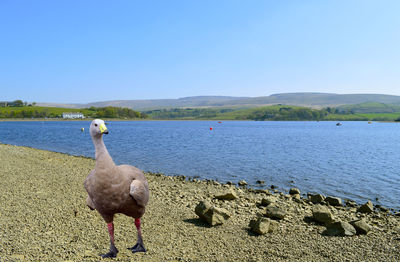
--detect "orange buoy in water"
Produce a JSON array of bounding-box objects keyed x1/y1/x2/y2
[
  {"x1": 210, "y1": 127, "x2": 213, "y2": 130},
  {"x1": 218, "y1": 121, "x2": 222, "y2": 123}
]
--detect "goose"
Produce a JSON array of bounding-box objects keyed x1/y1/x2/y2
[{"x1": 84, "y1": 119, "x2": 149, "y2": 258}]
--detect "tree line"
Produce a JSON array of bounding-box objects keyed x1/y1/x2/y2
[
  {"x1": 0, "y1": 106, "x2": 146, "y2": 119},
  {"x1": 0, "y1": 100, "x2": 36, "y2": 107},
  {"x1": 85, "y1": 107, "x2": 147, "y2": 119},
  {"x1": 146, "y1": 106, "x2": 400, "y2": 121},
  {"x1": 2, "y1": 101, "x2": 400, "y2": 121},
  {"x1": 144, "y1": 108, "x2": 234, "y2": 119}
]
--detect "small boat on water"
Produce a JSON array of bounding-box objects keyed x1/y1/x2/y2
[{"x1": 336, "y1": 122, "x2": 342, "y2": 126}]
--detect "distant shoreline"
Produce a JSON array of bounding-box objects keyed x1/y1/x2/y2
[{"x1": 1, "y1": 118, "x2": 400, "y2": 124}]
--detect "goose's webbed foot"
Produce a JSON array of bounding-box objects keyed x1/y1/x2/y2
[
  {"x1": 100, "y1": 244, "x2": 118, "y2": 258},
  {"x1": 128, "y1": 242, "x2": 146, "y2": 253}
]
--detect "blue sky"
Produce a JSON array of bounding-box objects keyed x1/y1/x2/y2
[{"x1": 1, "y1": 0, "x2": 400, "y2": 103}]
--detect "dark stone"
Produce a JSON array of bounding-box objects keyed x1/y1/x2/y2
[
  {"x1": 249, "y1": 217, "x2": 271, "y2": 235},
  {"x1": 195, "y1": 201, "x2": 230, "y2": 226},
  {"x1": 214, "y1": 190, "x2": 238, "y2": 200},
  {"x1": 325, "y1": 196, "x2": 342, "y2": 206},
  {"x1": 357, "y1": 201, "x2": 374, "y2": 213},
  {"x1": 312, "y1": 204, "x2": 333, "y2": 224},
  {"x1": 324, "y1": 221, "x2": 356, "y2": 236},
  {"x1": 265, "y1": 206, "x2": 287, "y2": 220},
  {"x1": 345, "y1": 199, "x2": 357, "y2": 207},
  {"x1": 309, "y1": 193, "x2": 325, "y2": 204},
  {"x1": 254, "y1": 189, "x2": 271, "y2": 195},
  {"x1": 375, "y1": 205, "x2": 389, "y2": 212},
  {"x1": 260, "y1": 197, "x2": 276, "y2": 206},
  {"x1": 238, "y1": 180, "x2": 248, "y2": 186},
  {"x1": 289, "y1": 188, "x2": 300, "y2": 195},
  {"x1": 350, "y1": 219, "x2": 371, "y2": 235}
]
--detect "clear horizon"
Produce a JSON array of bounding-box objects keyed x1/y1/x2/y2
[{"x1": 1, "y1": 0, "x2": 400, "y2": 103}]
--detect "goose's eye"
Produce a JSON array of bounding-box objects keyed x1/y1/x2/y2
[{"x1": 95, "y1": 124, "x2": 98, "y2": 127}]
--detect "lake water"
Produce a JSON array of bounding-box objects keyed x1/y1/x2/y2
[{"x1": 1, "y1": 120, "x2": 399, "y2": 210}]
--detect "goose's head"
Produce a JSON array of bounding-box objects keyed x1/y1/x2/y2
[{"x1": 90, "y1": 119, "x2": 108, "y2": 138}]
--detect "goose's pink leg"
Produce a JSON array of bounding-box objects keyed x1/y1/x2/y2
[
  {"x1": 101, "y1": 222, "x2": 119, "y2": 258},
  {"x1": 128, "y1": 218, "x2": 146, "y2": 253}
]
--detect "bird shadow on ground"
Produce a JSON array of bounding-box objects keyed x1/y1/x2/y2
[{"x1": 182, "y1": 218, "x2": 212, "y2": 228}]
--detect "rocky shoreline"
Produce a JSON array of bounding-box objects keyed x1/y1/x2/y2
[{"x1": 0, "y1": 144, "x2": 399, "y2": 261}]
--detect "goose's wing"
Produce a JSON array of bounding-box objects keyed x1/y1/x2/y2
[
  {"x1": 117, "y1": 165, "x2": 149, "y2": 207},
  {"x1": 130, "y1": 179, "x2": 149, "y2": 207},
  {"x1": 84, "y1": 169, "x2": 95, "y2": 193}
]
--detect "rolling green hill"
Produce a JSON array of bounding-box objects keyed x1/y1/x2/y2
[
  {"x1": 2, "y1": 104, "x2": 400, "y2": 121},
  {"x1": 336, "y1": 102, "x2": 400, "y2": 114},
  {"x1": 145, "y1": 105, "x2": 400, "y2": 121},
  {"x1": 36, "y1": 93, "x2": 400, "y2": 110}
]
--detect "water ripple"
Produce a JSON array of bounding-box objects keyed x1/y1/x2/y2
[{"x1": 0, "y1": 120, "x2": 399, "y2": 210}]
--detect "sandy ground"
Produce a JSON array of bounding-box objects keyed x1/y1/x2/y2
[{"x1": 0, "y1": 143, "x2": 399, "y2": 261}]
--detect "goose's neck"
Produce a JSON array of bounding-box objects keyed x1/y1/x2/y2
[{"x1": 93, "y1": 136, "x2": 115, "y2": 170}]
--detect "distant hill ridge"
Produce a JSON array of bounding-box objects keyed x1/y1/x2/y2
[{"x1": 36, "y1": 93, "x2": 400, "y2": 110}]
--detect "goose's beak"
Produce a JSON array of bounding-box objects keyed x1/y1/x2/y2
[{"x1": 99, "y1": 123, "x2": 108, "y2": 134}]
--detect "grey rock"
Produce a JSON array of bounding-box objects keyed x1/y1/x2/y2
[
  {"x1": 325, "y1": 196, "x2": 342, "y2": 206},
  {"x1": 256, "y1": 180, "x2": 265, "y2": 184},
  {"x1": 265, "y1": 206, "x2": 287, "y2": 220},
  {"x1": 254, "y1": 189, "x2": 271, "y2": 195},
  {"x1": 376, "y1": 205, "x2": 389, "y2": 213},
  {"x1": 350, "y1": 219, "x2": 371, "y2": 235},
  {"x1": 249, "y1": 217, "x2": 271, "y2": 235},
  {"x1": 260, "y1": 196, "x2": 276, "y2": 206},
  {"x1": 268, "y1": 220, "x2": 279, "y2": 233},
  {"x1": 312, "y1": 204, "x2": 333, "y2": 224},
  {"x1": 309, "y1": 193, "x2": 325, "y2": 204},
  {"x1": 345, "y1": 200, "x2": 357, "y2": 207},
  {"x1": 289, "y1": 188, "x2": 300, "y2": 195},
  {"x1": 358, "y1": 201, "x2": 374, "y2": 213},
  {"x1": 214, "y1": 190, "x2": 238, "y2": 200},
  {"x1": 212, "y1": 181, "x2": 221, "y2": 186},
  {"x1": 324, "y1": 221, "x2": 356, "y2": 236},
  {"x1": 238, "y1": 180, "x2": 248, "y2": 186},
  {"x1": 195, "y1": 201, "x2": 230, "y2": 226},
  {"x1": 292, "y1": 194, "x2": 301, "y2": 200}
]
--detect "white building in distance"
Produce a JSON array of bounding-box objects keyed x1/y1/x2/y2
[{"x1": 62, "y1": 112, "x2": 85, "y2": 119}]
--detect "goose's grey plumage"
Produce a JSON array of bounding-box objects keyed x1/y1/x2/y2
[{"x1": 84, "y1": 119, "x2": 149, "y2": 258}]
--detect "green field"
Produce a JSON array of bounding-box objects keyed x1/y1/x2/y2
[
  {"x1": 2, "y1": 105, "x2": 400, "y2": 121},
  {"x1": 0, "y1": 106, "x2": 145, "y2": 119},
  {"x1": 0, "y1": 106, "x2": 91, "y2": 113},
  {"x1": 145, "y1": 105, "x2": 400, "y2": 121},
  {"x1": 324, "y1": 113, "x2": 400, "y2": 121}
]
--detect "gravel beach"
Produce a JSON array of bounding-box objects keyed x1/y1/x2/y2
[{"x1": 0, "y1": 143, "x2": 399, "y2": 261}]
